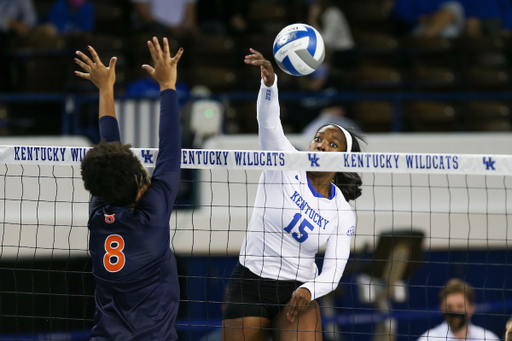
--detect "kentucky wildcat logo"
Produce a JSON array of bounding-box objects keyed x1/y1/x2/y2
[{"x1": 104, "y1": 214, "x2": 115, "y2": 224}]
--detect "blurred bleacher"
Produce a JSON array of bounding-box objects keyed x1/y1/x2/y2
[{"x1": 0, "y1": 0, "x2": 511, "y2": 140}]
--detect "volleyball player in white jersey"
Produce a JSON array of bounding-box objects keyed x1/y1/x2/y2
[{"x1": 222, "y1": 49, "x2": 364, "y2": 341}]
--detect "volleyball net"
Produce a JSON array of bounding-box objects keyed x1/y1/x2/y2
[{"x1": 1, "y1": 145, "x2": 511, "y2": 340}]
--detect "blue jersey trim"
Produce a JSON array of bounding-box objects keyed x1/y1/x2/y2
[{"x1": 307, "y1": 176, "x2": 335, "y2": 200}]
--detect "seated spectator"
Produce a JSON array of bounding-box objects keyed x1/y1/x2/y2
[
  {"x1": 506, "y1": 317, "x2": 512, "y2": 341},
  {"x1": 390, "y1": 0, "x2": 466, "y2": 38},
  {"x1": 27, "y1": 0, "x2": 94, "y2": 50},
  {"x1": 44, "y1": 0, "x2": 94, "y2": 36},
  {"x1": 131, "y1": 0, "x2": 198, "y2": 38},
  {"x1": 196, "y1": 0, "x2": 248, "y2": 36},
  {"x1": 307, "y1": 0, "x2": 355, "y2": 91},
  {"x1": 417, "y1": 278, "x2": 500, "y2": 341},
  {"x1": 463, "y1": 0, "x2": 512, "y2": 36},
  {"x1": 0, "y1": 0, "x2": 36, "y2": 38},
  {"x1": 309, "y1": 0, "x2": 354, "y2": 55},
  {"x1": 0, "y1": 0, "x2": 37, "y2": 90}
]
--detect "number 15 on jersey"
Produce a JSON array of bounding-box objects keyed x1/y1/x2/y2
[{"x1": 284, "y1": 213, "x2": 314, "y2": 243}]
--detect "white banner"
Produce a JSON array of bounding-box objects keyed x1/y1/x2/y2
[{"x1": 0, "y1": 145, "x2": 510, "y2": 176}]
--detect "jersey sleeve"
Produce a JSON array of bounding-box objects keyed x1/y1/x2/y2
[
  {"x1": 89, "y1": 115, "x2": 122, "y2": 213},
  {"x1": 299, "y1": 207, "x2": 355, "y2": 300},
  {"x1": 257, "y1": 75, "x2": 296, "y2": 152},
  {"x1": 99, "y1": 116, "x2": 121, "y2": 142},
  {"x1": 137, "y1": 89, "x2": 181, "y2": 223}
]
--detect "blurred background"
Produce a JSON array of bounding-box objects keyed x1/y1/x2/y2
[
  {"x1": 0, "y1": 0, "x2": 511, "y2": 141},
  {"x1": 1, "y1": 0, "x2": 512, "y2": 340}
]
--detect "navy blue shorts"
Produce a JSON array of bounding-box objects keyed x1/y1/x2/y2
[{"x1": 223, "y1": 262, "x2": 304, "y2": 321}]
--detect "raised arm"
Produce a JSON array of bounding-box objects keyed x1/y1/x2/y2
[
  {"x1": 75, "y1": 46, "x2": 120, "y2": 142},
  {"x1": 142, "y1": 37, "x2": 183, "y2": 176},
  {"x1": 136, "y1": 37, "x2": 183, "y2": 221},
  {"x1": 245, "y1": 49, "x2": 296, "y2": 152}
]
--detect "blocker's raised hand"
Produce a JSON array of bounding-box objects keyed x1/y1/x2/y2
[
  {"x1": 142, "y1": 37, "x2": 183, "y2": 91},
  {"x1": 244, "y1": 48, "x2": 275, "y2": 87},
  {"x1": 75, "y1": 46, "x2": 117, "y2": 91}
]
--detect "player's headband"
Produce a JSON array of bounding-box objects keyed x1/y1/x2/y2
[{"x1": 333, "y1": 124, "x2": 353, "y2": 152}]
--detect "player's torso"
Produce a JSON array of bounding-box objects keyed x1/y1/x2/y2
[
  {"x1": 88, "y1": 206, "x2": 170, "y2": 281},
  {"x1": 248, "y1": 170, "x2": 347, "y2": 254}
]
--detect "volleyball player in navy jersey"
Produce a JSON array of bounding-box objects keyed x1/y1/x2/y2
[{"x1": 75, "y1": 37, "x2": 183, "y2": 340}]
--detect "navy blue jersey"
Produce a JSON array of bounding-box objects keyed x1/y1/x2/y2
[{"x1": 87, "y1": 90, "x2": 181, "y2": 341}]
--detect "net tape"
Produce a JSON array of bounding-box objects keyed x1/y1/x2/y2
[{"x1": 0, "y1": 145, "x2": 510, "y2": 176}]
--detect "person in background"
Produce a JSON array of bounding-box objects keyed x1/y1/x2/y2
[
  {"x1": 131, "y1": 0, "x2": 198, "y2": 37},
  {"x1": 0, "y1": 0, "x2": 37, "y2": 90},
  {"x1": 389, "y1": 0, "x2": 466, "y2": 38},
  {"x1": 417, "y1": 278, "x2": 500, "y2": 341},
  {"x1": 196, "y1": 0, "x2": 248, "y2": 36},
  {"x1": 506, "y1": 317, "x2": 512, "y2": 341},
  {"x1": 45, "y1": 0, "x2": 94, "y2": 36},
  {"x1": 308, "y1": 0, "x2": 354, "y2": 59},
  {"x1": 463, "y1": 0, "x2": 512, "y2": 36},
  {"x1": 307, "y1": 0, "x2": 355, "y2": 91},
  {"x1": 0, "y1": 0, "x2": 36, "y2": 38}
]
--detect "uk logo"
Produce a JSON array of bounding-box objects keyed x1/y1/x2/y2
[
  {"x1": 141, "y1": 150, "x2": 154, "y2": 164},
  {"x1": 347, "y1": 226, "x2": 355, "y2": 236},
  {"x1": 308, "y1": 153, "x2": 320, "y2": 167},
  {"x1": 483, "y1": 157, "x2": 496, "y2": 170},
  {"x1": 104, "y1": 214, "x2": 115, "y2": 224}
]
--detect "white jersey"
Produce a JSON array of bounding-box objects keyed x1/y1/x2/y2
[
  {"x1": 239, "y1": 76, "x2": 355, "y2": 301},
  {"x1": 417, "y1": 322, "x2": 500, "y2": 341}
]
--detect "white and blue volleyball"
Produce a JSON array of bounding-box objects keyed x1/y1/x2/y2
[{"x1": 273, "y1": 23, "x2": 325, "y2": 76}]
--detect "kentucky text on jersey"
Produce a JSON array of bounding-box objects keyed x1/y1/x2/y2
[
  {"x1": 290, "y1": 191, "x2": 330, "y2": 229},
  {"x1": 14, "y1": 146, "x2": 67, "y2": 162}
]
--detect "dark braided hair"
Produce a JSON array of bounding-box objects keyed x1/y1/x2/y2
[{"x1": 81, "y1": 140, "x2": 145, "y2": 207}]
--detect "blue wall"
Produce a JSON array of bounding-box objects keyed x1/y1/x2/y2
[
  {"x1": 1, "y1": 250, "x2": 510, "y2": 340},
  {"x1": 177, "y1": 249, "x2": 512, "y2": 341}
]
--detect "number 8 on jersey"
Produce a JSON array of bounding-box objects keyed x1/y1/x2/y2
[{"x1": 103, "y1": 234, "x2": 125, "y2": 272}]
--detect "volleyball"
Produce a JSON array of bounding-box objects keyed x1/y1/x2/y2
[{"x1": 272, "y1": 23, "x2": 325, "y2": 76}]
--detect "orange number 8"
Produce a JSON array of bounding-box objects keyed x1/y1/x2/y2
[{"x1": 103, "y1": 234, "x2": 125, "y2": 273}]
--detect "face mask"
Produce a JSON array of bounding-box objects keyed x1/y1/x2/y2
[{"x1": 444, "y1": 312, "x2": 467, "y2": 332}]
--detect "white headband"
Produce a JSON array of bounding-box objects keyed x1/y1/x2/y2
[{"x1": 333, "y1": 124, "x2": 353, "y2": 152}]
